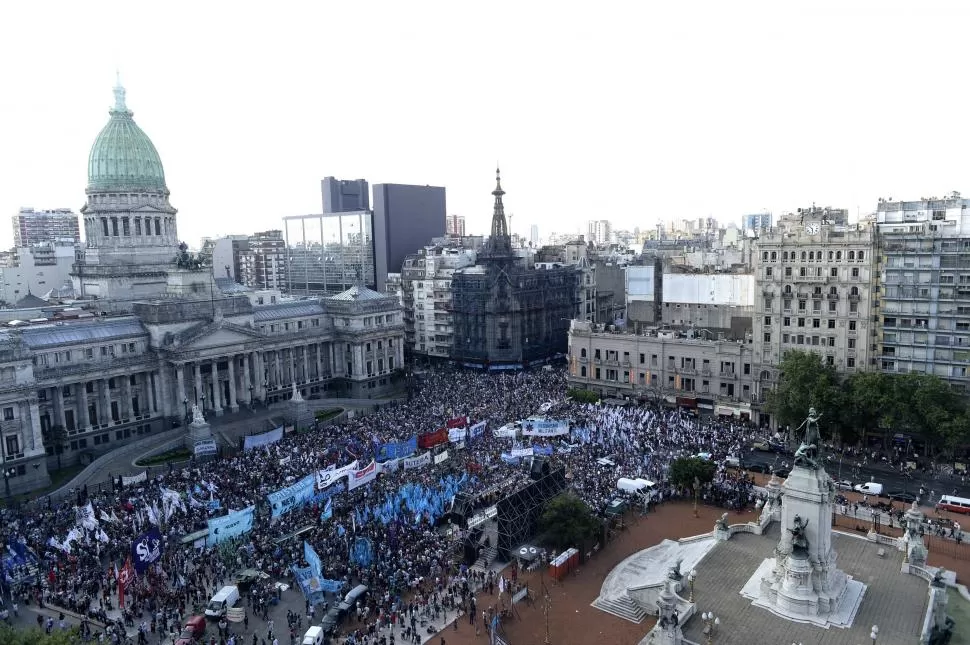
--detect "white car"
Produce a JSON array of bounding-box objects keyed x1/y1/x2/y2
[
  {"x1": 724, "y1": 455, "x2": 741, "y2": 468},
  {"x1": 834, "y1": 480, "x2": 854, "y2": 491},
  {"x1": 695, "y1": 452, "x2": 713, "y2": 461}
]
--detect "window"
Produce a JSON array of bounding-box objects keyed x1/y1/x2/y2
[
  {"x1": 2, "y1": 407, "x2": 12, "y2": 421},
  {"x1": 836, "y1": 251, "x2": 842, "y2": 261},
  {"x1": 848, "y1": 251, "x2": 855, "y2": 260},
  {"x1": 830, "y1": 267, "x2": 838, "y2": 278},
  {"x1": 122, "y1": 218, "x2": 130, "y2": 236},
  {"x1": 639, "y1": 353, "x2": 645, "y2": 364},
  {"x1": 85, "y1": 348, "x2": 93, "y2": 359},
  {"x1": 813, "y1": 319, "x2": 820, "y2": 328},
  {"x1": 783, "y1": 317, "x2": 791, "y2": 327},
  {"x1": 828, "y1": 319, "x2": 835, "y2": 329},
  {"x1": 764, "y1": 332, "x2": 771, "y2": 342},
  {"x1": 851, "y1": 267, "x2": 860, "y2": 278},
  {"x1": 849, "y1": 321, "x2": 857, "y2": 331},
  {"x1": 770, "y1": 251, "x2": 777, "y2": 261},
  {"x1": 101, "y1": 218, "x2": 109, "y2": 236},
  {"x1": 847, "y1": 357, "x2": 856, "y2": 368},
  {"x1": 580, "y1": 348, "x2": 587, "y2": 358},
  {"x1": 826, "y1": 356, "x2": 835, "y2": 366},
  {"x1": 743, "y1": 363, "x2": 750, "y2": 375},
  {"x1": 858, "y1": 251, "x2": 865, "y2": 261},
  {"x1": 785, "y1": 267, "x2": 792, "y2": 277},
  {"x1": 827, "y1": 337, "x2": 835, "y2": 347},
  {"x1": 798, "y1": 300, "x2": 806, "y2": 311},
  {"x1": 762, "y1": 251, "x2": 768, "y2": 261},
  {"x1": 829, "y1": 301, "x2": 836, "y2": 313},
  {"x1": 850, "y1": 301, "x2": 858, "y2": 313},
  {"x1": 797, "y1": 318, "x2": 805, "y2": 327},
  {"x1": 783, "y1": 299, "x2": 792, "y2": 311},
  {"x1": 765, "y1": 267, "x2": 773, "y2": 278},
  {"x1": 580, "y1": 366, "x2": 587, "y2": 377},
  {"x1": 764, "y1": 316, "x2": 772, "y2": 325},
  {"x1": 135, "y1": 218, "x2": 142, "y2": 235},
  {"x1": 4, "y1": 435, "x2": 18, "y2": 457},
  {"x1": 848, "y1": 338, "x2": 856, "y2": 349}
]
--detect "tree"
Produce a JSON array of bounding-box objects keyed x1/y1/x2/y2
[
  {"x1": 0, "y1": 625, "x2": 79, "y2": 645},
  {"x1": 42, "y1": 424, "x2": 68, "y2": 470},
  {"x1": 566, "y1": 388, "x2": 600, "y2": 405},
  {"x1": 668, "y1": 457, "x2": 716, "y2": 490},
  {"x1": 764, "y1": 351, "x2": 842, "y2": 439},
  {"x1": 540, "y1": 493, "x2": 600, "y2": 550}
]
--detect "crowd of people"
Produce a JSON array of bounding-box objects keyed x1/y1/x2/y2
[{"x1": 0, "y1": 365, "x2": 946, "y2": 644}]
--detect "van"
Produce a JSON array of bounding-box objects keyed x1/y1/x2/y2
[
  {"x1": 204, "y1": 585, "x2": 240, "y2": 619},
  {"x1": 302, "y1": 626, "x2": 324, "y2": 645},
  {"x1": 853, "y1": 482, "x2": 884, "y2": 496},
  {"x1": 617, "y1": 478, "x2": 650, "y2": 495},
  {"x1": 337, "y1": 585, "x2": 368, "y2": 616}
]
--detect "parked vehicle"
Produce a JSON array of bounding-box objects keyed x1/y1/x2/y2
[
  {"x1": 204, "y1": 586, "x2": 240, "y2": 619},
  {"x1": 174, "y1": 616, "x2": 206, "y2": 645},
  {"x1": 834, "y1": 481, "x2": 854, "y2": 491},
  {"x1": 747, "y1": 463, "x2": 770, "y2": 474},
  {"x1": 937, "y1": 495, "x2": 970, "y2": 515},
  {"x1": 773, "y1": 467, "x2": 791, "y2": 478},
  {"x1": 302, "y1": 626, "x2": 324, "y2": 645},
  {"x1": 752, "y1": 441, "x2": 771, "y2": 452},
  {"x1": 886, "y1": 491, "x2": 918, "y2": 504},
  {"x1": 853, "y1": 482, "x2": 884, "y2": 496},
  {"x1": 724, "y1": 455, "x2": 741, "y2": 468}
]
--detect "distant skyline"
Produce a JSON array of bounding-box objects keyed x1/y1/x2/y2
[{"x1": 2, "y1": 1, "x2": 970, "y2": 249}]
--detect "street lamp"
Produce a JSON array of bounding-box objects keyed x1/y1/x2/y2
[
  {"x1": 870, "y1": 624, "x2": 879, "y2": 645},
  {"x1": 693, "y1": 476, "x2": 701, "y2": 518},
  {"x1": 201, "y1": 394, "x2": 206, "y2": 412},
  {"x1": 688, "y1": 569, "x2": 697, "y2": 602},
  {"x1": 248, "y1": 385, "x2": 254, "y2": 406},
  {"x1": 182, "y1": 398, "x2": 188, "y2": 420},
  {"x1": 701, "y1": 611, "x2": 719, "y2": 645},
  {"x1": 3, "y1": 467, "x2": 17, "y2": 499}
]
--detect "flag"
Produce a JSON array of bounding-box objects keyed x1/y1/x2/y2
[
  {"x1": 118, "y1": 558, "x2": 134, "y2": 607},
  {"x1": 321, "y1": 498, "x2": 333, "y2": 521}
]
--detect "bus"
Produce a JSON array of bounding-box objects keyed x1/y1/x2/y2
[{"x1": 936, "y1": 495, "x2": 970, "y2": 515}]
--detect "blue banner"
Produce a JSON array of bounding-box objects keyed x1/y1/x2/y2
[
  {"x1": 313, "y1": 481, "x2": 345, "y2": 504},
  {"x1": 206, "y1": 506, "x2": 255, "y2": 547},
  {"x1": 469, "y1": 421, "x2": 486, "y2": 439},
  {"x1": 244, "y1": 426, "x2": 284, "y2": 451},
  {"x1": 351, "y1": 537, "x2": 374, "y2": 566},
  {"x1": 131, "y1": 528, "x2": 163, "y2": 574},
  {"x1": 319, "y1": 578, "x2": 344, "y2": 593},
  {"x1": 533, "y1": 444, "x2": 554, "y2": 456},
  {"x1": 321, "y1": 498, "x2": 333, "y2": 522},
  {"x1": 304, "y1": 540, "x2": 322, "y2": 578},
  {"x1": 267, "y1": 474, "x2": 316, "y2": 518},
  {"x1": 378, "y1": 436, "x2": 417, "y2": 462}
]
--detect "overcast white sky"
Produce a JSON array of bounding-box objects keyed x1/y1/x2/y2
[{"x1": 1, "y1": 1, "x2": 968, "y2": 248}]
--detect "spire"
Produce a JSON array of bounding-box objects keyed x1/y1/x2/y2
[
  {"x1": 490, "y1": 165, "x2": 511, "y2": 254},
  {"x1": 111, "y1": 72, "x2": 130, "y2": 115}
]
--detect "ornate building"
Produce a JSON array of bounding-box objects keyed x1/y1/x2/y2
[
  {"x1": 0, "y1": 82, "x2": 404, "y2": 496},
  {"x1": 450, "y1": 169, "x2": 580, "y2": 369}
]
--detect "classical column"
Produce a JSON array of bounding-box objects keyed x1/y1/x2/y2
[
  {"x1": 53, "y1": 386, "x2": 67, "y2": 430},
  {"x1": 242, "y1": 354, "x2": 253, "y2": 405},
  {"x1": 315, "y1": 344, "x2": 323, "y2": 380},
  {"x1": 78, "y1": 382, "x2": 89, "y2": 431},
  {"x1": 176, "y1": 363, "x2": 187, "y2": 405},
  {"x1": 156, "y1": 366, "x2": 168, "y2": 417},
  {"x1": 289, "y1": 348, "x2": 296, "y2": 385},
  {"x1": 227, "y1": 356, "x2": 238, "y2": 412},
  {"x1": 121, "y1": 375, "x2": 132, "y2": 420},
  {"x1": 194, "y1": 363, "x2": 203, "y2": 407},
  {"x1": 212, "y1": 360, "x2": 224, "y2": 415},
  {"x1": 101, "y1": 378, "x2": 112, "y2": 424}
]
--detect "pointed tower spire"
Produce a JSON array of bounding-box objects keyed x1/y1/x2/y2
[
  {"x1": 489, "y1": 165, "x2": 511, "y2": 254},
  {"x1": 112, "y1": 71, "x2": 130, "y2": 115}
]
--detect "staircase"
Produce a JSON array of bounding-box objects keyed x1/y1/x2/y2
[
  {"x1": 471, "y1": 545, "x2": 497, "y2": 572},
  {"x1": 591, "y1": 594, "x2": 648, "y2": 623}
]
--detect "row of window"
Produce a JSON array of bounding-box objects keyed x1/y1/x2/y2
[
  {"x1": 766, "y1": 266, "x2": 863, "y2": 279},
  {"x1": 577, "y1": 348, "x2": 747, "y2": 374},
  {"x1": 260, "y1": 314, "x2": 397, "y2": 334},
  {"x1": 32, "y1": 342, "x2": 139, "y2": 367},
  {"x1": 97, "y1": 215, "x2": 167, "y2": 238},
  {"x1": 761, "y1": 249, "x2": 867, "y2": 262},
  {"x1": 35, "y1": 376, "x2": 139, "y2": 402},
  {"x1": 576, "y1": 366, "x2": 744, "y2": 397}
]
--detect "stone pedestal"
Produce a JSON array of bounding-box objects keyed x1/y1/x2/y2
[
  {"x1": 901, "y1": 501, "x2": 928, "y2": 566},
  {"x1": 184, "y1": 405, "x2": 214, "y2": 450},
  {"x1": 644, "y1": 579, "x2": 685, "y2": 645}
]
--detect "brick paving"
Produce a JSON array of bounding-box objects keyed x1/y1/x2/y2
[{"x1": 680, "y1": 527, "x2": 927, "y2": 645}]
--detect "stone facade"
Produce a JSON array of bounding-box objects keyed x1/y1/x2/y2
[{"x1": 0, "y1": 280, "x2": 403, "y2": 495}]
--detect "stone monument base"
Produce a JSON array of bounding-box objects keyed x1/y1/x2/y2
[
  {"x1": 741, "y1": 558, "x2": 866, "y2": 628},
  {"x1": 186, "y1": 419, "x2": 214, "y2": 449}
]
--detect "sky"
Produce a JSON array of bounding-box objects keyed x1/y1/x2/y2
[{"x1": 2, "y1": 1, "x2": 970, "y2": 249}]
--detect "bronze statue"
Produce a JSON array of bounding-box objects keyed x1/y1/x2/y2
[
  {"x1": 793, "y1": 407, "x2": 822, "y2": 469},
  {"x1": 789, "y1": 515, "x2": 810, "y2": 554}
]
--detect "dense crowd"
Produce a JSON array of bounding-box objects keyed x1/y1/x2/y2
[{"x1": 0, "y1": 366, "x2": 883, "y2": 645}]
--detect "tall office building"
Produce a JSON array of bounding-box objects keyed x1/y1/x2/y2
[
  {"x1": 876, "y1": 194, "x2": 970, "y2": 391},
  {"x1": 284, "y1": 211, "x2": 376, "y2": 295},
  {"x1": 321, "y1": 177, "x2": 370, "y2": 213},
  {"x1": 13, "y1": 208, "x2": 81, "y2": 246},
  {"x1": 587, "y1": 219, "x2": 612, "y2": 245},
  {"x1": 741, "y1": 212, "x2": 772, "y2": 234},
  {"x1": 372, "y1": 183, "x2": 446, "y2": 290},
  {"x1": 446, "y1": 214, "x2": 466, "y2": 237},
  {"x1": 530, "y1": 224, "x2": 539, "y2": 246}
]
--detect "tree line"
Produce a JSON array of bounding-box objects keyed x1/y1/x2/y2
[{"x1": 765, "y1": 350, "x2": 970, "y2": 458}]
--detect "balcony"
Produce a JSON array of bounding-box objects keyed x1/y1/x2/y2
[
  {"x1": 848, "y1": 294, "x2": 861, "y2": 302},
  {"x1": 826, "y1": 293, "x2": 839, "y2": 300},
  {"x1": 794, "y1": 275, "x2": 828, "y2": 284}
]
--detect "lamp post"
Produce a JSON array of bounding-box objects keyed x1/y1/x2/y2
[
  {"x1": 3, "y1": 467, "x2": 17, "y2": 499},
  {"x1": 182, "y1": 398, "x2": 188, "y2": 421},
  {"x1": 701, "y1": 611, "x2": 719, "y2": 645},
  {"x1": 248, "y1": 385, "x2": 254, "y2": 407},
  {"x1": 870, "y1": 624, "x2": 879, "y2": 645},
  {"x1": 688, "y1": 569, "x2": 697, "y2": 602},
  {"x1": 693, "y1": 476, "x2": 701, "y2": 518}
]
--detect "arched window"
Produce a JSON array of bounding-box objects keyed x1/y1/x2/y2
[
  {"x1": 784, "y1": 285, "x2": 793, "y2": 294},
  {"x1": 762, "y1": 251, "x2": 769, "y2": 261},
  {"x1": 850, "y1": 286, "x2": 859, "y2": 296},
  {"x1": 848, "y1": 250, "x2": 856, "y2": 260},
  {"x1": 836, "y1": 251, "x2": 842, "y2": 261},
  {"x1": 580, "y1": 366, "x2": 587, "y2": 377},
  {"x1": 782, "y1": 251, "x2": 789, "y2": 261},
  {"x1": 770, "y1": 251, "x2": 777, "y2": 261},
  {"x1": 580, "y1": 348, "x2": 587, "y2": 358},
  {"x1": 828, "y1": 251, "x2": 834, "y2": 260},
  {"x1": 858, "y1": 251, "x2": 865, "y2": 261},
  {"x1": 829, "y1": 286, "x2": 837, "y2": 295},
  {"x1": 801, "y1": 251, "x2": 807, "y2": 261},
  {"x1": 809, "y1": 251, "x2": 815, "y2": 261}
]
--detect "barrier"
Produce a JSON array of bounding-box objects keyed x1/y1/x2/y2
[{"x1": 549, "y1": 548, "x2": 580, "y2": 581}]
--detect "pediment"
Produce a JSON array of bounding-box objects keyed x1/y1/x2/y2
[{"x1": 180, "y1": 323, "x2": 262, "y2": 350}]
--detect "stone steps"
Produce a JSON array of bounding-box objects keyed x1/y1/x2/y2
[
  {"x1": 591, "y1": 595, "x2": 647, "y2": 623},
  {"x1": 471, "y1": 545, "x2": 497, "y2": 572}
]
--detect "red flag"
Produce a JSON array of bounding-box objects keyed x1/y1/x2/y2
[{"x1": 118, "y1": 557, "x2": 134, "y2": 608}]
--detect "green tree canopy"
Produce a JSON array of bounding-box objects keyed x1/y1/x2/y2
[
  {"x1": 764, "y1": 350, "x2": 842, "y2": 437},
  {"x1": 668, "y1": 456, "x2": 716, "y2": 490},
  {"x1": 566, "y1": 388, "x2": 600, "y2": 405},
  {"x1": 0, "y1": 625, "x2": 80, "y2": 645},
  {"x1": 540, "y1": 492, "x2": 600, "y2": 550}
]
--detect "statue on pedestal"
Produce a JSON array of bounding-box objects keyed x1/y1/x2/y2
[
  {"x1": 668, "y1": 558, "x2": 684, "y2": 581},
  {"x1": 789, "y1": 515, "x2": 810, "y2": 556},
  {"x1": 715, "y1": 512, "x2": 730, "y2": 531},
  {"x1": 191, "y1": 404, "x2": 205, "y2": 426},
  {"x1": 793, "y1": 407, "x2": 822, "y2": 469}
]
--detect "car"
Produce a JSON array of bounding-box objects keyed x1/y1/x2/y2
[
  {"x1": 886, "y1": 491, "x2": 918, "y2": 504},
  {"x1": 834, "y1": 480, "x2": 854, "y2": 491},
  {"x1": 747, "y1": 463, "x2": 771, "y2": 474},
  {"x1": 751, "y1": 441, "x2": 771, "y2": 452},
  {"x1": 773, "y1": 467, "x2": 791, "y2": 478},
  {"x1": 724, "y1": 455, "x2": 741, "y2": 468},
  {"x1": 321, "y1": 607, "x2": 342, "y2": 636}
]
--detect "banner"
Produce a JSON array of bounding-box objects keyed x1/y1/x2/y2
[
  {"x1": 378, "y1": 436, "x2": 417, "y2": 462},
  {"x1": 448, "y1": 427, "x2": 467, "y2": 443},
  {"x1": 377, "y1": 458, "x2": 401, "y2": 475},
  {"x1": 316, "y1": 461, "x2": 358, "y2": 490},
  {"x1": 319, "y1": 578, "x2": 344, "y2": 593},
  {"x1": 291, "y1": 565, "x2": 324, "y2": 604},
  {"x1": 121, "y1": 472, "x2": 147, "y2": 487},
  {"x1": 267, "y1": 474, "x2": 316, "y2": 518},
  {"x1": 533, "y1": 445, "x2": 554, "y2": 456},
  {"x1": 446, "y1": 416, "x2": 468, "y2": 429},
  {"x1": 244, "y1": 426, "x2": 283, "y2": 451},
  {"x1": 131, "y1": 528, "x2": 162, "y2": 574},
  {"x1": 206, "y1": 506, "x2": 255, "y2": 547},
  {"x1": 510, "y1": 447, "x2": 533, "y2": 458},
  {"x1": 226, "y1": 608, "x2": 246, "y2": 623},
  {"x1": 348, "y1": 461, "x2": 378, "y2": 491},
  {"x1": 321, "y1": 498, "x2": 333, "y2": 522},
  {"x1": 493, "y1": 425, "x2": 517, "y2": 438},
  {"x1": 469, "y1": 421, "x2": 486, "y2": 439},
  {"x1": 403, "y1": 452, "x2": 431, "y2": 470},
  {"x1": 304, "y1": 541, "x2": 322, "y2": 578},
  {"x1": 118, "y1": 558, "x2": 134, "y2": 608},
  {"x1": 521, "y1": 419, "x2": 569, "y2": 437},
  {"x1": 418, "y1": 428, "x2": 448, "y2": 449},
  {"x1": 351, "y1": 537, "x2": 374, "y2": 566},
  {"x1": 194, "y1": 440, "x2": 218, "y2": 457},
  {"x1": 434, "y1": 450, "x2": 450, "y2": 465},
  {"x1": 314, "y1": 482, "x2": 345, "y2": 504}
]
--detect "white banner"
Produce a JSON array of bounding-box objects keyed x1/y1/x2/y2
[
  {"x1": 403, "y1": 452, "x2": 431, "y2": 470},
  {"x1": 121, "y1": 472, "x2": 147, "y2": 486},
  {"x1": 194, "y1": 440, "x2": 217, "y2": 456},
  {"x1": 347, "y1": 460, "x2": 378, "y2": 491},
  {"x1": 315, "y1": 461, "x2": 358, "y2": 490},
  {"x1": 493, "y1": 425, "x2": 517, "y2": 438},
  {"x1": 469, "y1": 421, "x2": 486, "y2": 439},
  {"x1": 433, "y1": 450, "x2": 450, "y2": 465},
  {"x1": 448, "y1": 428, "x2": 467, "y2": 443},
  {"x1": 521, "y1": 419, "x2": 569, "y2": 437},
  {"x1": 510, "y1": 447, "x2": 534, "y2": 458},
  {"x1": 377, "y1": 458, "x2": 401, "y2": 474},
  {"x1": 244, "y1": 426, "x2": 284, "y2": 451}
]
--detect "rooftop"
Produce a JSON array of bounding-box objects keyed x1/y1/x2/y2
[
  {"x1": 19, "y1": 317, "x2": 147, "y2": 350},
  {"x1": 252, "y1": 300, "x2": 326, "y2": 322},
  {"x1": 327, "y1": 285, "x2": 390, "y2": 302}
]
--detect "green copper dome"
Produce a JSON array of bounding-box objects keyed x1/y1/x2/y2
[{"x1": 87, "y1": 84, "x2": 167, "y2": 193}]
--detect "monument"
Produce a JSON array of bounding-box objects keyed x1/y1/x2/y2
[
  {"x1": 744, "y1": 407, "x2": 866, "y2": 627},
  {"x1": 185, "y1": 404, "x2": 216, "y2": 456}
]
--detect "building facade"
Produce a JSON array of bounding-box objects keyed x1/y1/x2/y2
[
  {"x1": 73, "y1": 83, "x2": 180, "y2": 302},
  {"x1": 752, "y1": 215, "x2": 878, "y2": 393},
  {"x1": 322, "y1": 177, "x2": 370, "y2": 214},
  {"x1": 0, "y1": 242, "x2": 78, "y2": 305},
  {"x1": 587, "y1": 220, "x2": 612, "y2": 246},
  {"x1": 450, "y1": 170, "x2": 580, "y2": 369},
  {"x1": 284, "y1": 211, "x2": 377, "y2": 296},
  {"x1": 13, "y1": 208, "x2": 80, "y2": 246},
  {"x1": 446, "y1": 214, "x2": 466, "y2": 237},
  {"x1": 372, "y1": 183, "x2": 447, "y2": 291},
  {"x1": 566, "y1": 321, "x2": 757, "y2": 418},
  {"x1": 876, "y1": 194, "x2": 970, "y2": 391},
  {"x1": 741, "y1": 212, "x2": 772, "y2": 235},
  {"x1": 238, "y1": 230, "x2": 287, "y2": 291}
]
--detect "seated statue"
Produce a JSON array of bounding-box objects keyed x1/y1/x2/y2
[{"x1": 789, "y1": 515, "x2": 810, "y2": 555}]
